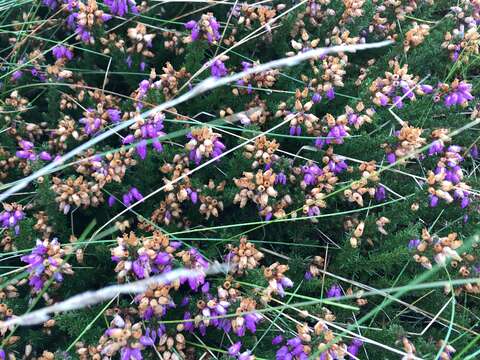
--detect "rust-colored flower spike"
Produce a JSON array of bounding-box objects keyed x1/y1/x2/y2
[
  {"x1": 305, "y1": 255, "x2": 325, "y2": 278},
  {"x1": 0, "y1": 148, "x2": 17, "y2": 180},
  {"x1": 355, "y1": 58, "x2": 376, "y2": 86},
  {"x1": 232, "y1": 95, "x2": 271, "y2": 125},
  {"x1": 384, "y1": 0, "x2": 433, "y2": 21},
  {"x1": 309, "y1": 53, "x2": 347, "y2": 93},
  {"x1": 328, "y1": 26, "x2": 362, "y2": 46},
  {"x1": 160, "y1": 153, "x2": 191, "y2": 180},
  {"x1": 336, "y1": 102, "x2": 374, "y2": 130},
  {"x1": 400, "y1": 337, "x2": 416, "y2": 360},
  {"x1": 348, "y1": 221, "x2": 364, "y2": 248},
  {"x1": 51, "y1": 175, "x2": 104, "y2": 214},
  {"x1": 404, "y1": 22, "x2": 430, "y2": 52},
  {"x1": 151, "y1": 156, "x2": 200, "y2": 227},
  {"x1": 0, "y1": 304, "x2": 19, "y2": 344},
  {"x1": 217, "y1": 276, "x2": 241, "y2": 302},
  {"x1": 288, "y1": 24, "x2": 321, "y2": 56},
  {"x1": 376, "y1": 216, "x2": 390, "y2": 235},
  {"x1": 276, "y1": 88, "x2": 320, "y2": 136},
  {"x1": 243, "y1": 136, "x2": 280, "y2": 169},
  {"x1": 76, "y1": 341, "x2": 102, "y2": 360},
  {"x1": 226, "y1": 236, "x2": 264, "y2": 274},
  {"x1": 232, "y1": 61, "x2": 279, "y2": 96},
  {"x1": 0, "y1": 279, "x2": 19, "y2": 300},
  {"x1": 127, "y1": 23, "x2": 156, "y2": 58},
  {"x1": 233, "y1": 168, "x2": 278, "y2": 209},
  {"x1": 149, "y1": 195, "x2": 187, "y2": 228},
  {"x1": 339, "y1": 0, "x2": 365, "y2": 24},
  {"x1": 137, "y1": 283, "x2": 176, "y2": 319},
  {"x1": 260, "y1": 194, "x2": 293, "y2": 220},
  {"x1": 198, "y1": 194, "x2": 223, "y2": 219},
  {"x1": 236, "y1": 3, "x2": 277, "y2": 29},
  {"x1": 74, "y1": 0, "x2": 110, "y2": 44},
  {"x1": 411, "y1": 230, "x2": 480, "y2": 295},
  {"x1": 4, "y1": 90, "x2": 29, "y2": 113},
  {"x1": 443, "y1": 26, "x2": 480, "y2": 63},
  {"x1": 36, "y1": 351, "x2": 56, "y2": 360},
  {"x1": 370, "y1": 60, "x2": 422, "y2": 107},
  {"x1": 0, "y1": 234, "x2": 15, "y2": 252},
  {"x1": 75, "y1": 147, "x2": 137, "y2": 187},
  {"x1": 95, "y1": 315, "x2": 147, "y2": 358},
  {"x1": 46, "y1": 51, "x2": 73, "y2": 80},
  {"x1": 382, "y1": 123, "x2": 426, "y2": 164},
  {"x1": 436, "y1": 340, "x2": 456, "y2": 360},
  {"x1": 18, "y1": 121, "x2": 47, "y2": 142},
  {"x1": 153, "y1": 62, "x2": 189, "y2": 100},
  {"x1": 261, "y1": 262, "x2": 293, "y2": 303},
  {"x1": 157, "y1": 332, "x2": 187, "y2": 360},
  {"x1": 100, "y1": 32, "x2": 126, "y2": 55},
  {"x1": 33, "y1": 211, "x2": 53, "y2": 238},
  {"x1": 49, "y1": 115, "x2": 82, "y2": 151},
  {"x1": 162, "y1": 30, "x2": 185, "y2": 55},
  {"x1": 314, "y1": 309, "x2": 352, "y2": 358},
  {"x1": 343, "y1": 161, "x2": 379, "y2": 207},
  {"x1": 369, "y1": 10, "x2": 398, "y2": 40},
  {"x1": 297, "y1": 322, "x2": 313, "y2": 344}
]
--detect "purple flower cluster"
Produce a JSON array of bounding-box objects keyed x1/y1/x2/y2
[
  {"x1": 65, "y1": 2, "x2": 112, "y2": 44},
  {"x1": 111, "y1": 240, "x2": 179, "y2": 281},
  {"x1": 195, "y1": 298, "x2": 232, "y2": 336},
  {"x1": 109, "y1": 187, "x2": 144, "y2": 207},
  {"x1": 15, "y1": 140, "x2": 35, "y2": 161},
  {"x1": 375, "y1": 185, "x2": 386, "y2": 201},
  {"x1": 326, "y1": 284, "x2": 342, "y2": 298},
  {"x1": 43, "y1": 0, "x2": 60, "y2": 9},
  {"x1": 124, "y1": 112, "x2": 166, "y2": 160},
  {"x1": 185, "y1": 15, "x2": 220, "y2": 43},
  {"x1": 314, "y1": 124, "x2": 349, "y2": 149},
  {"x1": 104, "y1": 0, "x2": 139, "y2": 17},
  {"x1": 52, "y1": 45, "x2": 73, "y2": 61},
  {"x1": 134, "y1": 79, "x2": 150, "y2": 110},
  {"x1": 408, "y1": 239, "x2": 421, "y2": 250},
  {"x1": 275, "y1": 172, "x2": 287, "y2": 185},
  {"x1": 186, "y1": 129, "x2": 226, "y2": 165},
  {"x1": 21, "y1": 238, "x2": 70, "y2": 292},
  {"x1": 443, "y1": 81, "x2": 474, "y2": 107},
  {"x1": 347, "y1": 338, "x2": 363, "y2": 358},
  {"x1": 179, "y1": 248, "x2": 209, "y2": 291},
  {"x1": 210, "y1": 59, "x2": 228, "y2": 78},
  {"x1": 327, "y1": 125, "x2": 349, "y2": 145},
  {"x1": 290, "y1": 126, "x2": 302, "y2": 137},
  {"x1": 16, "y1": 140, "x2": 53, "y2": 162},
  {"x1": 0, "y1": 206, "x2": 25, "y2": 236},
  {"x1": 327, "y1": 157, "x2": 348, "y2": 175},
  {"x1": 428, "y1": 139, "x2": 445, "y2": 156},
  {"x1": 302, "y1": 163, "x2": 322, "y2": 186},
  {"x1": 233, "y1": 312, "x2": 263, "y2": 337},
  {"x1": 429, "y1": 145, "x2": 470, "y2": 208},
  {"x1": 325, "y1": 87, "x2": 335, "y2": 101},
  {"x1": 80, "y1": 108, "x2": 120, "y2": 135},
  {"x1": 236, "y1": 61, "x2": 254, "y2": 93},
  {"x1": 375, "y1": 80, "x2": 421, "y2": 108},
  {"x1": 276, "y1": 337, "x2": 308, "y2": 360},
  {"x1": 228, "y1": 342, "x2": 254, "y2": 360},
  {"x1": 186, "y1": 187, "x2": 199, "y2": 204}
]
